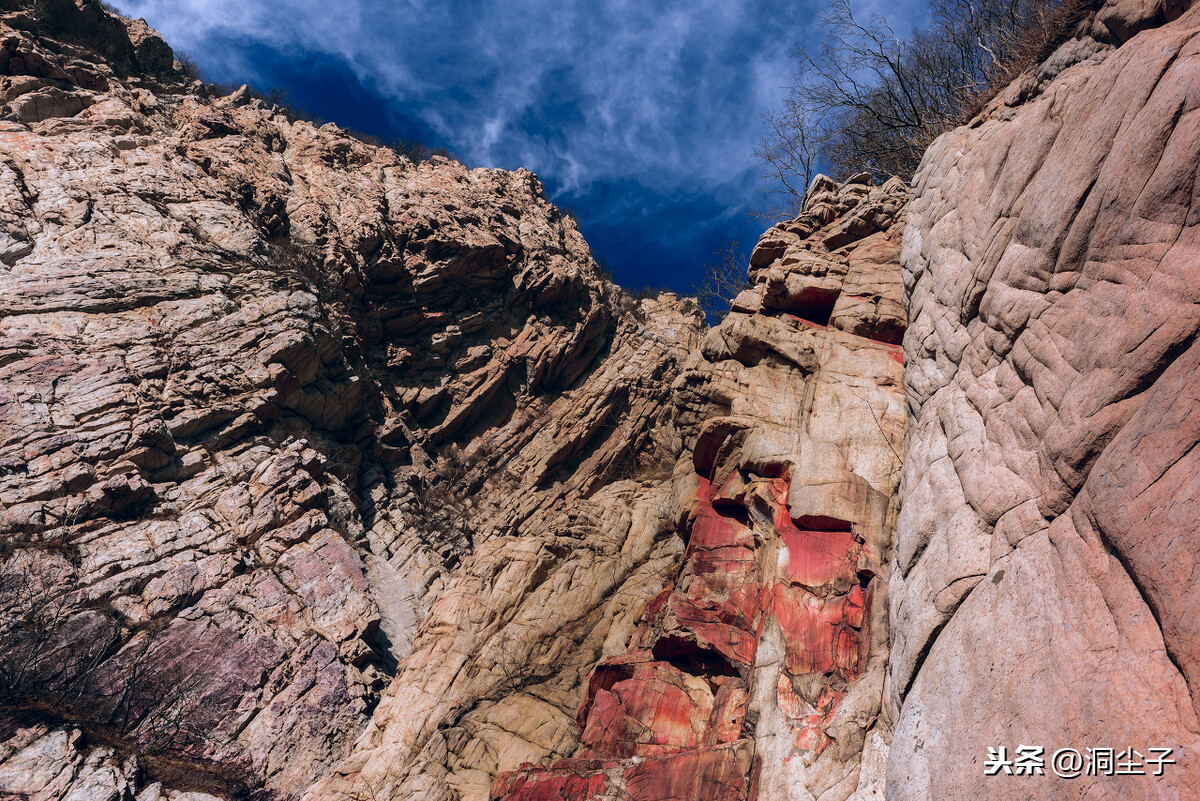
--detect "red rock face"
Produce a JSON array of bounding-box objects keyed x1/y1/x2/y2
[
  {"x1": 564, "y1": 472, "x2": 764, "y2": 784},
  {"x1": 491, "y1": 467, "x2": 873, "y2": 797},
  {"x1": 494, "y1": 176, "x2": 907, "y2": 801},
  {"x1": 492, "y1": 741, "x2": 758, "y2": 801}
]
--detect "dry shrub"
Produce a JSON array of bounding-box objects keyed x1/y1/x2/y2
[
  {"x1": 959, "y1": 0, "x2": 1097, "y2": 119},
  {"x1": 756, "y1": 0, "x2": 1100, "y2": 204},
  {"x1": 693, "y1": 240, "x2": 750, "y2": 325}
]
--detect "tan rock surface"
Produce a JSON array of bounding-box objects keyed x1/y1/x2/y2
[
  {"x1": 0, "y1": 7, "x2": 910, "y2": 792},
  {"x1": 7, "y1": 0, "x2": 1200, "y2": 799},
  {"x1": 486, "y1": 176, "x2": 906, "y2": 801},
  {"x1": 0, "y1": 2, "x2": 702, "y2": 799},
  {"x1": 891, "y1": 1, "x2": 1200, "y2": 798}
]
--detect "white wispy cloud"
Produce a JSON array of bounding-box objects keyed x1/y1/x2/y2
[{"x1": 112, "y1": 0, "x2": 830, "y2": 196}]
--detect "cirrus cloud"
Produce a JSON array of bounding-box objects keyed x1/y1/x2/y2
[{"x1": 111, "y1": 0, "x2": 928, "y2": 289}]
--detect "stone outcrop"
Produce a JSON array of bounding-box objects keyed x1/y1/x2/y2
[
  {"x1": 489, "y1": 175, "x2": 907, "y2": 801},
  {"x1": 0, "y1": 2, "x2": 703, "y2": 799},
  {"x1": 4, "y1": 0, "x2": 1200, "y2": 799},
  {"x1": 891, "y1": 0, "x2": 1200, "y2": 798}
]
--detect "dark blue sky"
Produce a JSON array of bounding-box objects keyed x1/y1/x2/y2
[{"x1": 113, "y1": 1, "x2": 926, "y2": 292}]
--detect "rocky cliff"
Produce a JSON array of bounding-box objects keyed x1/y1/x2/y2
[
  {"x1": 0, "y1": 0, "x2": 1199, "y2": 800},
  {"x1": 0, "y1": 2, "x2": 703, "y2": 799},
  {"x1": 891, "y1": 0, "x2": 1200, "y2": 798},
  {"x1": 425, "y1": 174, "x2": 906, "y2": 801}
]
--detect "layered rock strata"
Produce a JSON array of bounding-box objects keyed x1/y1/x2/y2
[
  {"x1": 891, "y1": 1, "x2": 1200, "y2": 798},
  {"x1": 8, "y1": 0, "x2": 1200, "y2": 799},
  {"x1": 490, "y1": 176, "x2": 908, "y2": 801},
  {"x1": 0, "y1": 2, "x2": 703, "y2": 799}
]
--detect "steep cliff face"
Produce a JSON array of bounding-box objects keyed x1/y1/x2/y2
[
  {"x1": 892, "y1": 0, "x2": 1200, "y2": 798},
  {"x1": 4, "y1": 1, "x2": 1200, "y2": 800},
  {"x1": 485, "y1": 176, "x2": 907, "y2": 801},
  {"x1": 0, "y1": 3, "x2": 702, "y2": 799}
]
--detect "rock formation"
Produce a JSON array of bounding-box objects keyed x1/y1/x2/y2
[
  {"x1": 890, "y1": 0, "x2": 1200, "y2": 798},
  {"x1": 2, "y1": 0, "x2": 1200, "y2": 799},
  {"x1": 0, "y1": 2, "x2": 702, "y2": 798},
  {"x1": 487, "y1": 175, "x2": 907, "y2": 801}
]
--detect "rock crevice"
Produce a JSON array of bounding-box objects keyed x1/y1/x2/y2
[{"x1": 490, "y1": 175, "x2": 907, "y2": 801}]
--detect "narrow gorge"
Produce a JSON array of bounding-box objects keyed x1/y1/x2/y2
[{"x1": 0, "y1": 1, "x2": 1196, "y2": 800}]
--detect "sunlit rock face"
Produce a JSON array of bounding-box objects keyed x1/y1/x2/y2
[
  {"x1": 491, "y1": 176, "x2": 908, "y2": 801},
  {"x1": 890, "y1": 1, "x2": 1200, "y2": 798},
  {"x1": 5, "y1": 0, "x2": 1200, "y2": 799},
  {"x1": 0, "y1": 2, "x2": 703, "y2": 799}
]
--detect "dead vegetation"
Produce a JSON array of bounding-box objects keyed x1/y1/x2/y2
[
  {"x1": 693, "y1": 239, "x2": 751, "y2": 325},
  {"x1": 756, "y1": 0, "x2": 1098, "y2": 204},
  {"x1": 958, "y1": 0, "x2": 1096, "y2": 117}
]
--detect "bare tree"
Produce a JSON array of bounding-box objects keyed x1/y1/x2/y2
[
  {"x1": 0, "y1": 553, "x2": 115, "y2": 711},
  {"x1": 752, "y1": 108, "x2": 817, "y2": 215},
  {"x1": 493, "y1": 628, "x2": 534, "y2": 696},
  {"x1": 755, "y1": 0, "x2": 1085, "y2": 203},
  {"x1": 694, "y1": 240, "x2": 750, "y2": 325},
  {"x1": 0, "y1": 552, "x2": 211, "y2": 760}
]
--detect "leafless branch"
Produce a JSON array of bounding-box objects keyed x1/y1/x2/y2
[
  {"x1": 693, "y1": 240, "x2": 750, "y2": 325},
  {"x1": 755, "y1": 0, "x2": 1085, "y2": 205}
]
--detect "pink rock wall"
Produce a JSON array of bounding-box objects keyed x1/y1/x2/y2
[{"x1": 890, "y1": 1, "x2": 1200, "y2": 798}]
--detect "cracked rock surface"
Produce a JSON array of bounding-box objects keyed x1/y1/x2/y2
[
  {"x1": 0, "y1": 2, "x2": 702, "y2": 799},
  {"x1": 4, "y1": 0, "x2": 1200, "y2": 800},
  {"x1": 890, "y1": 1, "x2": 1200, "y2": 798}
]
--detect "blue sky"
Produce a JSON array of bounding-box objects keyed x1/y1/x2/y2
[{"x1": 112, "y1": 0, "x2": 927, "y2": 292}]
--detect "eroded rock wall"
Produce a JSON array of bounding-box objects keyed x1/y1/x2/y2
[
  {"x1": 891, "y1": 1, "x2": 1200, "y2": 798},
  {"x1": 489, "y1": 176, "x2": 907, "y2": 801},
  {"x1": 11, "y1": 0, "x2": 1200, "y2": 799},
  {"x1": 0, "y1": 2, "x2": 703, "y2": 799}
]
